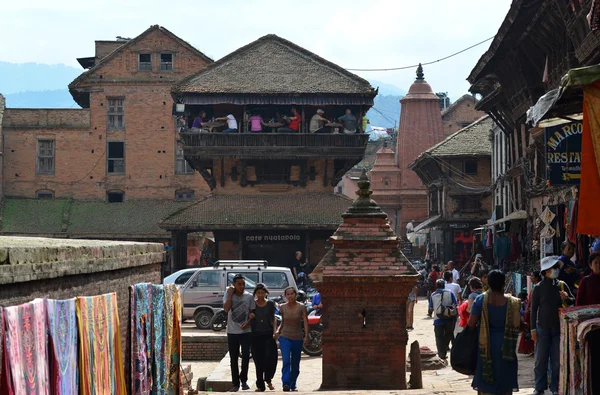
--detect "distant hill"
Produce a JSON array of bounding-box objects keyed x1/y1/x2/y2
[
  {"x1": 0, "y1": 61, "x2": 82, "y2": 95},
  {"x1": 5, "y1": 90, "x2": 79, "y2": 108},
  {"x1": 366, "y1": 80, "x2": 404, "y2": 131}
]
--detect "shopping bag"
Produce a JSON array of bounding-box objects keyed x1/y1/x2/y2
[{"x1": 450, "y1": 325, "x2": 478, "y2": 375}]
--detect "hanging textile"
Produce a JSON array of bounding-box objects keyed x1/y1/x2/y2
[
  {"x1": 46, "y1": 298, "x2": 78, "y2": 395},
  {"x1": 577, "y1": 82, "x2": 600, "y2": 236},
  {"x1": 77, "y1": 293, "x2": 126, "y2": 395},
  {"x1": 130, "y1": 283, "x2": 153, "y2": 395},
  {"x1": 577, "y1": 317, "x2": 600, "y2": 395},
  {"x1": 164, "y1": 284, "x2": 182, "y2": 394},
  {"x1": 151, "y1": 285, "x2": 167, "y2": 394},
  {"x1": 559, "y1": 305, "x2": 600, "y2": 395},
  {"x1": 0, "y1": 308, "x2": 10, "y2": 395},
  {"x1": 568, "y1": 199, "x2": 579, "y2": 243},
  {"x1": 4, "y1": 299, "x2": 49, "y2": 394}
]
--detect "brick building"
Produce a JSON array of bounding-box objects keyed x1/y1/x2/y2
[
  {"x1": 441, "y1": 94, "x2": 485, "y2": 136},
  {"x1": 159, "y1": 34, "x2": 376, "y2": 269},
  {"x1": 0, "y1": 26, "x2": 216, "y2": 253},
  {"x1": 409, "y1": 116, "x2": 493, "y2": 264}
]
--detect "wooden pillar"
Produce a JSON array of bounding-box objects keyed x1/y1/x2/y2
[
  {"x1": 302, "y1": 107, "x2": 306, "y2": 133},
  {"x1": 220, "y1": 158, "x2": 225, "y2": 187},
  {"x1": 239, "y1": 231, "x2": 244, "y2": 259},
  {"x1": 323, "y1": 159, "x2": 329, "y2": 187},
  {"x1": 173, "y1": 230, "x2": 188, "y2": 271},
  {"x1": 305, "y1": 231, "x2": 311, "y2": 267}
]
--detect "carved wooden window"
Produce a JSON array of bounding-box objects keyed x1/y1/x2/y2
[
  {"x1": 160, "y1": 53, "x2": 173, "y2": 71},
  {"x1": 107, "y1": 190, "x2": 125, "y2": 203},
  {"x1": 175, "y1": 189, "x2": 195, "y2": 201},
  {"x1": 36, "y1": 189, "x2": 54, "y2": 199},
  {"x1": 107, "y1": 98, "x2": 125, "y2": 130},
  {"x1": 36, "y1": 139, "x2": 55, "y2": 175},
  {"x1": 138, "y1": 53, "x2": 152, "y2": 71},
  {"x1": 464, "y1": 160, "x2": 478, "y2": 175},
  {"x1": 107, "y1": 141, "x2": 125, "y2": 174}
]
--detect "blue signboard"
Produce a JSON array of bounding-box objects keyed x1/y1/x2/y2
[{"x1": 545, "y1": 120, "x2": 582, "y2": 185}]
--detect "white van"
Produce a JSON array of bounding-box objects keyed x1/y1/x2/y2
[{"x1": 181, "y1": 260, "x2": 296, "y2": 329}]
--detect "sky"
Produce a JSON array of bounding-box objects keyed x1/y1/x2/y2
[{"x1": 0, "y1": 0, "x2": 512, "y2": 101}]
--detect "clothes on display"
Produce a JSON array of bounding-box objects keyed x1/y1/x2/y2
[
  {"x1": 4, "y1": 298, "x2": 50, "y2": 395},
  {"x1": 46, "y1": 298, "x2": 78, "y2": 395},
  {"x1": 559, "y1": 304, "x2": 600, "y2": 395}
]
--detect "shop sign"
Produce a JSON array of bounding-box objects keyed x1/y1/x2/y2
[
  {"x1": 245, "y1": 234, "x2": 302, "y2": 243},
  {"x1": 448, "y1": 223, "x2": 470, "y2": 229},
  {"x1": 545, "y1": 120, "x2": 582, "y2": 185},
  {"x1": 399, "y1": 241, "x2": 413, "y2": 256}
]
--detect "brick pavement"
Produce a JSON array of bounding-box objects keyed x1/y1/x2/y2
[{"x1": 186, "y1": 296, "x2": 540, "y2": 394}]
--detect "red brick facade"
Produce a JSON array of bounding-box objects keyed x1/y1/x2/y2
[
  {"x1": 1, "y1": 26, "x2": 212, "y2": 201},
  {"x1": 441, "y1": 94, "x2": 486, "y2": 136}
]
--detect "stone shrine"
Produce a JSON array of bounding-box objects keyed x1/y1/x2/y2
[{"x1": 311, "y1": 170, "x2": 419, "y2": 390}]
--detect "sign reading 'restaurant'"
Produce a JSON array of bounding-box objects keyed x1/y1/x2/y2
[{"x1": 545, "y1": 120, "x2": 582, "y2": 185}]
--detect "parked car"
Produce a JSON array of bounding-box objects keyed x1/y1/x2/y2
[
  {"x1": 163, "y1": 268, "x2": 201, "y2": 286},
  {"x1": 180, "y1": 260, "x2": 297, "y2": 329}
]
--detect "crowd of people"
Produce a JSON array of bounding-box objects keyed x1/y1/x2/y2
[
  {"x1": 411, "y1": 243, "x2": 600, "y2": 395},
  {"x1": 186, "y1": 107, "x2": 366, "y2": 134}
]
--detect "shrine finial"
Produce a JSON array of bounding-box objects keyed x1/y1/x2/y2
[{"x1": 416, "y1": 63, "x2": 424, "y2": 81}]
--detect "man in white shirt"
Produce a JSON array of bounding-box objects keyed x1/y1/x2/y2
[
  {"x1": 443, "y1": 271, "x2": 461, "y2": 303},
  {"x1": 216, "y1": 114, "x2": 238, "y2": 133},
  {"x1": 447, "y1": 261, "x2": 460, "y2": 284}
]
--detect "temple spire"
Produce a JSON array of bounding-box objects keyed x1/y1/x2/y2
[
  {"x1": 415, "y1": 63, "x2": 424, "y2": 81},
  {"x1": 342, "y1": 170, "x2": 386, "y2": 218}
]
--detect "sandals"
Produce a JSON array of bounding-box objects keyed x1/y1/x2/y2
[{"x1": 266, "y1": 382, "x2": 275, "y2": 391}]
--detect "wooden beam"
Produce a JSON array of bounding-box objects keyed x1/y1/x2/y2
[{"x1": 220, "y1": 158, "x2": 225, "y2": 187}]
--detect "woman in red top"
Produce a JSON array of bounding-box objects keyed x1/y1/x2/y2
[{"x1": 576, "y1": 251, "x2": 600, "y2": 306}]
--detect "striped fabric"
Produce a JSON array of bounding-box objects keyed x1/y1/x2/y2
[
  {"x1": 46, "y1": 298, "x2": 78, "y2": 395},
  {"x1": 76, "y1": 293, "x2": 126, "y2": 395}
]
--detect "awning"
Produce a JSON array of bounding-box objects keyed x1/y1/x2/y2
[
  {"x1": 413, "y1": 215, "x2": 442, "y2": 233},
  {"x1": 527, "y1": 64, "x2": 600, "y2": 125},
  {"x1": 486, "y1": 210, "x2": 528, "y2": 226}
]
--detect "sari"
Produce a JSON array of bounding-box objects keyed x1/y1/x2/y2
[
  {"x1": 77, "y1": 293, "x2": 126, "y2": 395},
  {"x1": 164, "y1": 284, "x2": 182, "y2": 394},
  {"x1": 130, "y1": 283, "x2": 153, "y2": 395},
  {"x1": 151, "y1": 285, "x2": 167, "y2": 394},
  {"x1": 4, "y1": 299, "x2": 49, "y2": 394},
  {"x1": 46, "y1": 298, "x2": 78, "y2": 395}
]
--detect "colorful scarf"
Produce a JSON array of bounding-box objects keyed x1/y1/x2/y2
[
  {"x1": 151, "y1": 285, "x2": 167, "y2": 394},
  {"x1": 46, "y1": 298, "x2": 78, "y2": 395},
  {"x1": 130, "y1": 283, "x2": 153, "y2": 395},
  {"x1": 478, "y1": 292, "x2": 521, "y2": 384},
  {"x1": 77, "y1": 293, "x2": 126, "y2": 395},
  {"x1": 4, "y1": 299, "x2": 49, "y2": 394},
  {"x1": 0, "y1": 308, "x2": 10, "y2": 395},
  {"x1": 164, "y1": 284, "x2": 182, "y2": 394}
]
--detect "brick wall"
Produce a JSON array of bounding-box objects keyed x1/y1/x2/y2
[
  {"x1": 182, "y1": 336, "x2": 229, "y2": 361},
  {"x1": 0, "y1": 237, "x2": 163, "y2": 353},
  {"x1": 442, "y1": 95, "x2": 486, "y2": 136},
  {"x1": 1, "y1": 27, "x2": 212, "y2": 201},
  {"x1": 443, "y1": 157, "x2": 492, "y2": 217}
]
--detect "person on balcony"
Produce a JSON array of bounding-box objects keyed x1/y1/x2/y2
[
  {"x1": 277, "y1": 107, "x2": 302, "y2": 133},
  {"x1": 309, "y1": 109, "x2": 330, "y2": 134},
  {"x1": 191, "y1": 111, "x2": 206, "y2": 131},
  {"x1": 337, "y1": 108, "x2": 357, "y2": 134},
  {"x1": 215, "y1": 114, "x2": 238, "y2": 133},
  {"x1": 248, "y1": 113, "x2": 265, "y2": 133}
]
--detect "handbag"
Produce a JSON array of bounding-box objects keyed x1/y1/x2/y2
[{"x1": 450, "y1": 326, "x2": 478, "y2": 375}]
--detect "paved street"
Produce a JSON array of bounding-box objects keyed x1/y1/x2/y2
[{"x1": 186, "y1": 296, "x2": 540, "y2": 394}]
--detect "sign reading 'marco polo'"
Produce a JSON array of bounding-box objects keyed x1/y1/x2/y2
[{"x1": 545, "y1": 120, "x2": 582, "y2": 185}]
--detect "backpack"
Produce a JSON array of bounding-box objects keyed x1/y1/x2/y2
[{"x1": 433, "y1": 290, "x2": 457, "y2": 319}]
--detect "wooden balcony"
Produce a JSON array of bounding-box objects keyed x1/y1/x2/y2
[{"x1": 179, "y1": 132, "x2": 370, "y2": 159}]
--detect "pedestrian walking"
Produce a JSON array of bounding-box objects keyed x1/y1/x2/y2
[
  {"x1": 447, "y1": 260, "x2": 460, "y2": 284},
  {"x1": 531, "y1": 256, "x2": 575, "y2": 395},
  {"x1": 275, "y1": 286, "x2": 309, "y2": 392},
  {"x1": 426, "y1": 265, "x2": 440, "y2": 317},
  {"x1": 468, "y1": 270, "x2": 522, "y2": 394},
  {"x1": 470, "y1": 254, "x2": 489, "y2": 279},
  {"x1": 249, "y1": 283, "x2": 278, "y2": 392},
  {"x1": 406, "y1": 284, "x2": 418, "y2": 330},
  {"x1": 443, "y1": 271, "x2": 462, "y2": 304},
  {"x1": 223, "y1": 274, "x2": 255, "y2": 392},
  {"x1": 429, "y1": 279, "x2": 457, "y2": 360},
  {"x1": 518, "y1": 271, "x2": 542, "y2": 355}
]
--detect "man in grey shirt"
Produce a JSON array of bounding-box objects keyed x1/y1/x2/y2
[
  {"x1": 223, "y1": 274, "x2": 256, "y2": 392},
  {"x1": 337, "y1": 108, "x2": 358, "y2": 134}
]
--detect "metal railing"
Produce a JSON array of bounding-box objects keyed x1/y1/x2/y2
[{"x1": 179, "y1": 132, "x2": 370, "y2": 148}]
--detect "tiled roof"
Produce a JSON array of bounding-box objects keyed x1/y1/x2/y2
[
  {"x1": 173, "y1": 34, "x2": 375, "y2": 96},
  {"x1": 159, "y1": 193, "x2": 354, "y2": 230},
  {"x1": 0, "y1": 198, "x2": 193, "y2": 239},
  {"x1": 411, "y1": 116, "x2": 493, "y2": 163}
]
